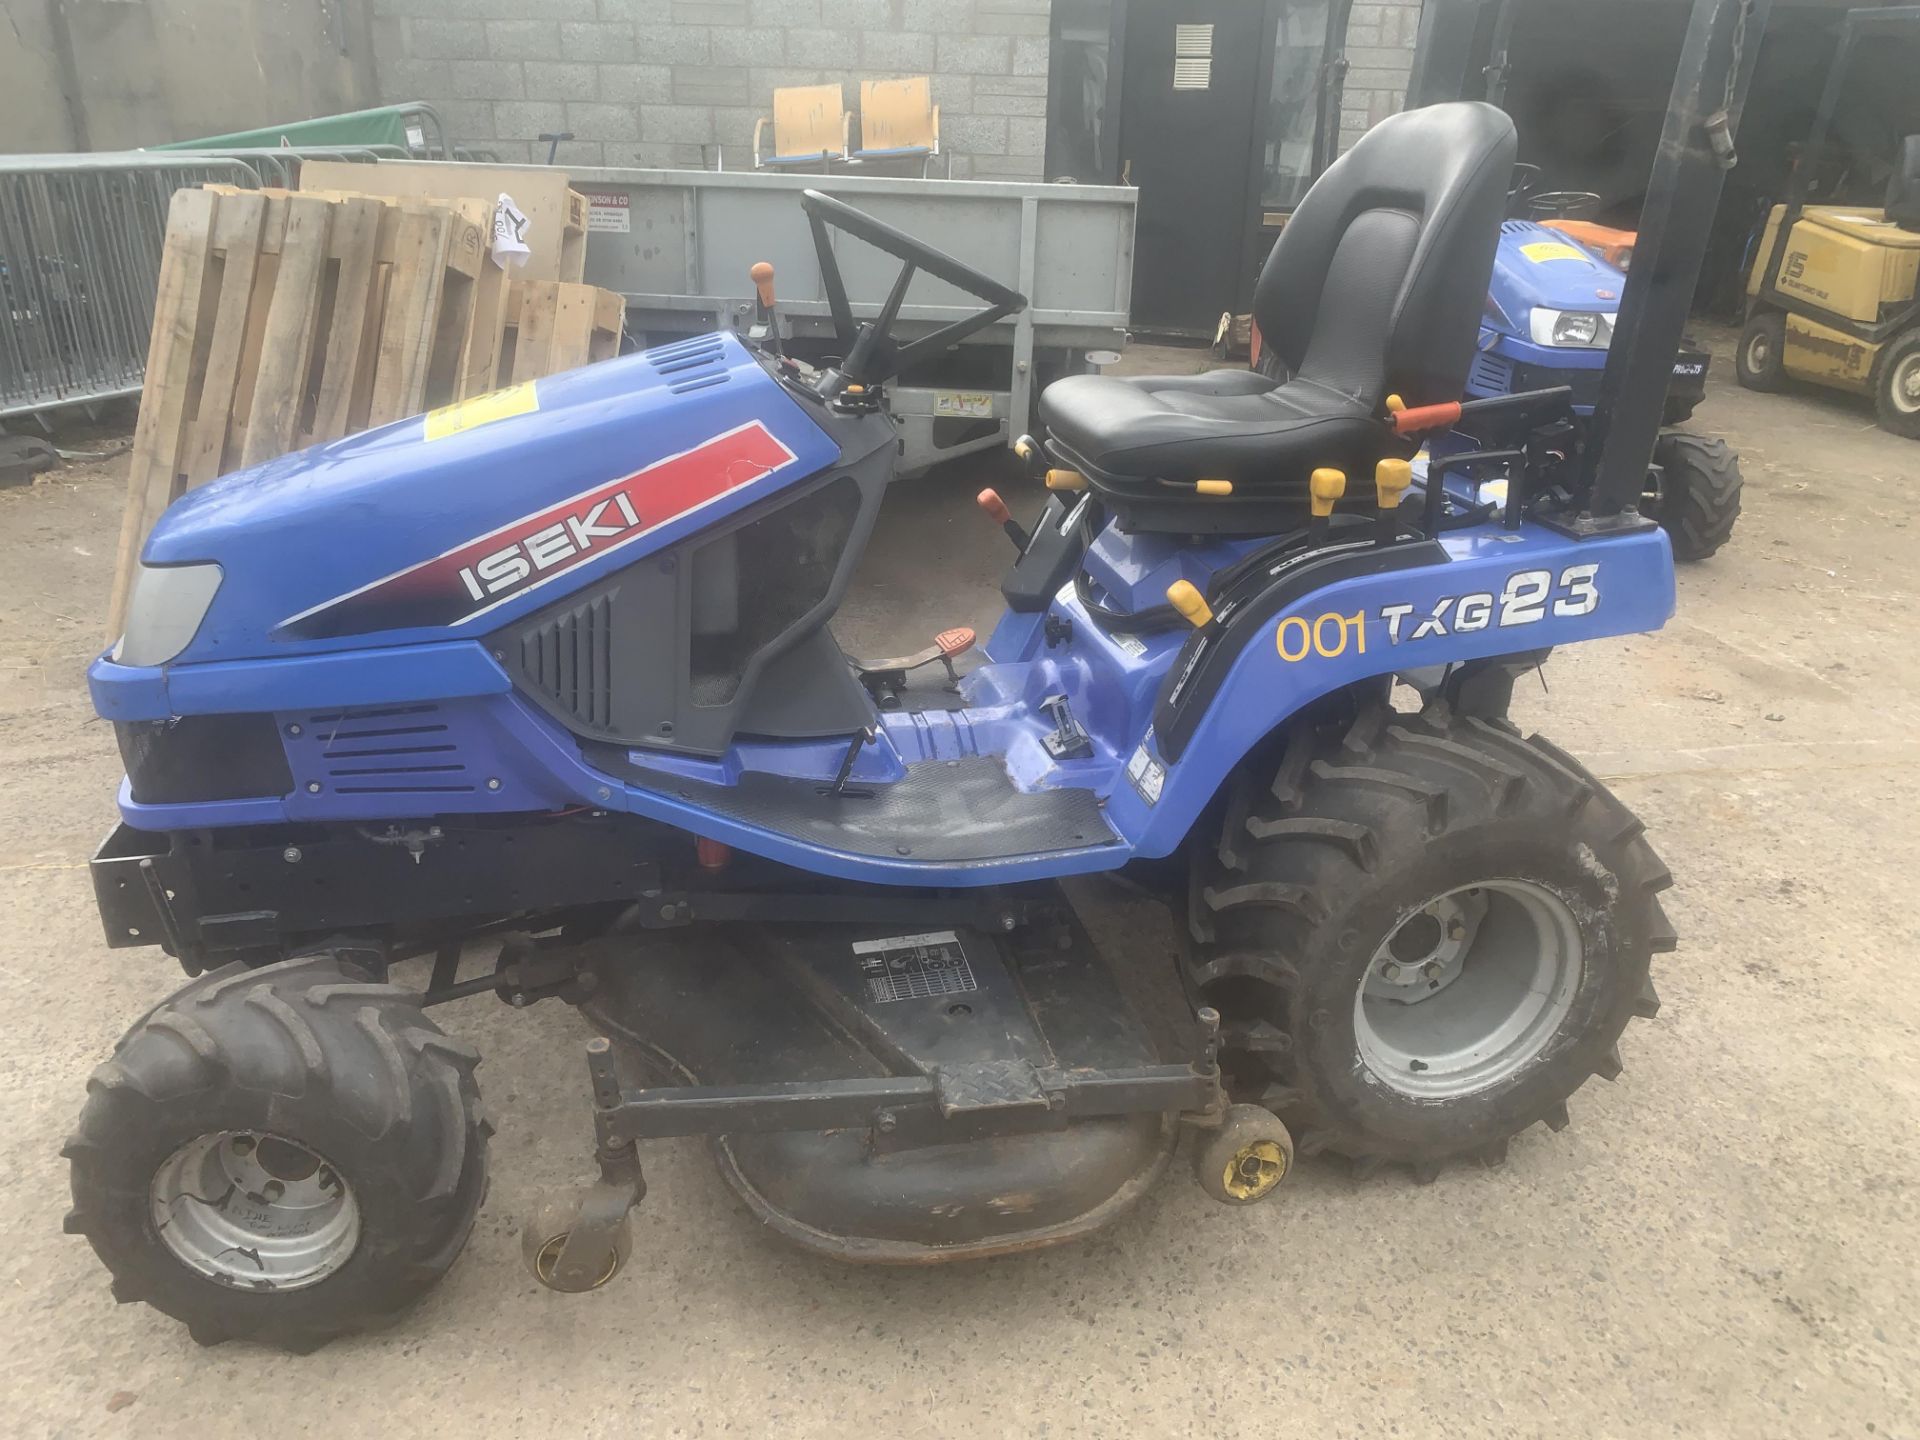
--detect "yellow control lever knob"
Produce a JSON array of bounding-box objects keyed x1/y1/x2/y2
[
  {"x1": 1374, "y1": 457, "x2": 1414, "y2": 510},
  {"x1": 1309, "y1": 467, "x2": 1346, "y2": 519},
  {"x1": 1166, "y1": 579, "x2": 1213, "y2": 628},
  {"x1": 1384, "y1": 394, "x2": 1406, "y2": 415},
  {"x1": 1046, "y1": 468, "x2": 1088, "y2": 492},
  {"x1": 1195, "y1": 478, "x2": 1233, "y2": 496}
]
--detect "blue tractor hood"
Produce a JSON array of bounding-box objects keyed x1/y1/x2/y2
[
  {"x1": 1484, "y1": 220, "x2": 1627, "y2": 331},
  {"x1": 138, "y1": 334, "x2": 841, "y2": 663}
]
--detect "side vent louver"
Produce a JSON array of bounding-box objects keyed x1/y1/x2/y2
[
  {"x1": 296, "y1": 704, "x2": 473, "y2": 795},
  {"x1": 644, "y1": 336, "x2": 732, "y2": 395},
  {"x1": 518, "y1": 591, "x2": 617, "y2": 730}
]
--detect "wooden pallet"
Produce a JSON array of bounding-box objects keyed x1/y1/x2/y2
[
  {"x1": 106, "y1": 186, "x2": 485, "y2": 633},
  {"x1": 503, "y1": 280, "x2": 625, "y2": 386},
  {"x1": 298, "y1": 161, "x2": 590, "y2": 283}
]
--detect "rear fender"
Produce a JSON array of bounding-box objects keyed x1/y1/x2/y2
[{"x1": 1105, "y1": 523, "x2": 1675, "y2": 858}]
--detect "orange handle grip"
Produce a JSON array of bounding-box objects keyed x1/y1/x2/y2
[
  {"x1": 750, "y1": 261, "x2": 776, "y2": 307},
  {"x1": 1392, "y1": 400, "x2": 1462, "y2": 436},
  {"x1": 976, "y1": 489, "x2": 1012, "y2": 526}
]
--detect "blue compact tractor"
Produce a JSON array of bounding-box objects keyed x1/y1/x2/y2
[
  {"x1": 62, "y1": 0, "x2": 1758, "y2": 1352},
  {"x1": 1460, "y1": 168, "x2": 1745, "y2": 560}
]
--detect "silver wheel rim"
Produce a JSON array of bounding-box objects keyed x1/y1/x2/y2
[
  {"x1": 1354, "y1": 880, "x2": 1583, "y2": 1099},
  {"x1": 150, "y1": 1131, "x2": 359, "y2": 1290},
  {"x1": 1746, "y1": 329, "x2": 1771, "y2": 372},
  {"x1": 1892, "y1": 353, "x2": 1920, "y2": 415}
]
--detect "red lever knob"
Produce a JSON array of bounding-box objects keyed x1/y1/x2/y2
[{"x1": 977, "y1": 488, "x2": 1012, "y2": 526}]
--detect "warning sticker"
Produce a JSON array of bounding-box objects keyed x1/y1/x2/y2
[
  {"x1": 581, "y1": 189, "x2": 632, "y2": 233},
  {"x1": 1126, "y1": 738, "x2": 1165, "y2": 806},
  {"x1": 1110, "y1": 631, "x2": 1147, "y2": 659},
  {"x1": 853, "y1": 931, "x2": 977, "y2": 1004},
  {"x1": 1519, "y1": 240, "x2": 1588, "y2": 264},
  {"x1": 423, "y1": 380, "x2": 539, "y2": 441},
  {"x1": 934, "y1": 390, "x2": 993, "y2": 418}
]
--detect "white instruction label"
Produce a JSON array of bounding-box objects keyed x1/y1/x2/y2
[
  {"x1": 1126, "y1": 741, "x2": 1165, "y2": 806},
  {"x1": 852, "y1": 931, "x2": 977, "y2": 1004},
  {"x1": 581, "y1": 189, "x2": 632, "y2": 233}
]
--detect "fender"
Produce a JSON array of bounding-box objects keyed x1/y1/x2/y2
[{"x1": 1099, "y1": 522, "x2": 1677, "y2": 859}]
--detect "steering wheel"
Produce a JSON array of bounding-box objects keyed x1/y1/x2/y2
[
  {"x1": 799, "y1": 189, "x2": 1027, "y2": 389},
  {"x1": 1507, "y1": 162, "x2": 1543, "y2": 216},
  {"x1": 1526, "y1": 190, "x2": 1605, "y2": 222}
]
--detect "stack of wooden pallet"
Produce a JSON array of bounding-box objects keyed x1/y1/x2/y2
[{"x1": 107, "y1": 176, "x2": 625, "y2": 633}]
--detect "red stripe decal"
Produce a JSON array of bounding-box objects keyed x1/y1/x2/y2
[{"x1": 281, "y1": 421, "x2": 797, "y2": 639}]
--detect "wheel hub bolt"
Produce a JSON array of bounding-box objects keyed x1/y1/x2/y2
[
  {"x1": 1447, "y1": 920, "x2": 1466, "y2": 940},
  {"x1": 1382, "y1": 963, "x2": 1403, "y2": 981},
  {"x1": 1422, "y1": 961, "x2": 1442, "y2": 978}
]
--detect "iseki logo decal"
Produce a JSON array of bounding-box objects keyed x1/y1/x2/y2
[{"x1": 279, "y1": 422, "x2": 796, "y2": 640}]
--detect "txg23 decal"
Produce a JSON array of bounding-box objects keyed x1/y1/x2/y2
[{"x1": 1277, "y1": 563, "x2": 1600, "y2": 660}]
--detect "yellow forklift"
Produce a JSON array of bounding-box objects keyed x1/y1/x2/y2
[{"x1": 1735, "y1": 6, "x2": 1920, "y2": 436}]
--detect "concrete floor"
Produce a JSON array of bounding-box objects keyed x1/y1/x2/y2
[{"x1": 1, "y1": 331, "x2": 1916, "y2": 1437}]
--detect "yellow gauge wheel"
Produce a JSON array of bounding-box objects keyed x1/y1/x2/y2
[
  {"x1": 1195, "y1": 1104, "x2": 1296, "y2": 1205},
  {"x1": 1221, "y1": 1138, "x2": 1289, "y2": 1201}
]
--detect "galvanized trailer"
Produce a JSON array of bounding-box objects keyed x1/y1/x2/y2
[{"x1": 564, "y1": 165, "x2": 1137, "y2": 474}]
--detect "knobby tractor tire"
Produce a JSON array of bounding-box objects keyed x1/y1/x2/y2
[
  {"x1": 1186, "y1": 701, "x2": 1674, "y2": 1181},
  {"x1": 62, "y1": 955, "x2": 490, "y2": 1353},
  {"x1": 1648, "y1": 431, "x2": 1742, "y2": 562}
]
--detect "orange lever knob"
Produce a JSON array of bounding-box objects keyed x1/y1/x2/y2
[
  {"x1": 750, "y1": 261, "x2": 776, "y2": 307},
  {"x1": 976, "y1": 489, "x2": 1012, "y2": 526}
]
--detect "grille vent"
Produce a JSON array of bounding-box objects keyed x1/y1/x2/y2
[
  {"x1": 645, "y1": 336, "x2": 732, "y2": 395},
  {"x1": 517, "y1": 591, "x2": 617, "y2": 730},
  {"x1": 1173, "y1": 23, "x2": 1213, "y2": 90},
  {"x1": 298, "y1": 704, "x2": 473, "y2": 796}
]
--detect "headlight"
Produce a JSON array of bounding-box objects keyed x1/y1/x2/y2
[
  {"x1": 1528, "y1": 308, "x2": 1613, "y2": 348},
  {"x1": 113, "y1": 562, "x2": 223, "y2": 666}
]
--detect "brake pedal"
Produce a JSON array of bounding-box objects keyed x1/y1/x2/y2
[{"x1": 849, "y1": 627, "x2": 977, "y2": 704}]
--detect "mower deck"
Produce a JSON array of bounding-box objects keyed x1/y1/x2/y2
[{"x1": 575, "y1": 883, "x2": 1219, "y2": 1260}]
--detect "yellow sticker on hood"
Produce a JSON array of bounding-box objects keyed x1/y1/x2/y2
[
  {"x1": 424, "y1": 381, "x2": 539, "y2": 441},
  {"x1": 1520, "y1": 240, "x2": 1588, "y2": 263}
]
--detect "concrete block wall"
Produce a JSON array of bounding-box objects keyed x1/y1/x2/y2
[
  {"x1": 1338, "y1": 0, "x2": 1423, "y2": 146},
  {"x1": 370, "y1": 0, "x2": 1053, "y2": 178}
]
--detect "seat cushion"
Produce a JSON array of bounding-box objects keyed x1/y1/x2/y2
[{"x1": 1038, "y1": 369, "x2": 1383, "y2": 484}]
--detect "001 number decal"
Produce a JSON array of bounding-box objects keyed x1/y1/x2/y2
[
  {"x1": 1274, "y1": 564, "x2": 1601, "y2": 661},
  {"x1": 1275, "y1": 610, "x2": 1366, "y2": 661}
]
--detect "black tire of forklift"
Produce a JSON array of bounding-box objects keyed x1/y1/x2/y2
[
  {"x1": 1187, "y1": 701, "x2": 1673, "y2": 1182},
  {"x1": 62, "y1": 955, "x2": 490, "y2": 1353},
  {"x1": 1870, "y1": 327, "x2": 1920, "y2": 439},
  {"x1": 1647, "y1": 431, "x2": 1742, "y2": 561},
  {"x1": 1735, "y1": 309, "x2": 1788, "y2": 392}
]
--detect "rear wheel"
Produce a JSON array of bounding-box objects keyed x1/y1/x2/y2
[
  {"x1": 63, "y1": 955, "x2": 490, "y2": 1352},
  {"x1": 1646, "y1": 431, "x2": 1742, "y2": 561},
  {"x1": 1187, "y1": 699, "x2": 1673, "y2": 1179},
  {"x1": 1871, "y1": 327, "x2": 1920, "y2": 439},
  {"x1": 1735, "y1": 309, "x2": 1787, "y2": 391}
]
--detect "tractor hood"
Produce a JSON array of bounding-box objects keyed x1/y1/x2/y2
[
  {"x1": 132, "y1": 334, "x2": 841, "y2": 664},
  {"x1": 1485, "y1": 219, "x2": 1626, "y2": 330}
]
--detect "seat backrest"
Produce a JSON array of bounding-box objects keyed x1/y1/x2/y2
[
  {"x1": 773, "y1": 84, "x2": 848, "y2": 158},
  {"x1": 1252, "y1": 102, "x2": 1516, "y2": 408},
  {"x1": 859, "y1": 77, "x2": 936, "y2": 151}
]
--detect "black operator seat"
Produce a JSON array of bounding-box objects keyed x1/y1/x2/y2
[{"x1": 1038, "y1": 102, "x2": 1518, "y2": 533}]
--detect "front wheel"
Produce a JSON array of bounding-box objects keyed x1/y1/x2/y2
[
  {"x1": 1871, "y1": 327, "x2": 1920, "y2": 439},
  {"x1": 1646, "y1": 431, "x2": 1742, "y2": 561},
  {"x1": 1735, "y1": 309, "x2": 1787, "y2": 391},
  {"x1": 1187, "y1": 701, "x2": 1673, "y2": 1180},
  {"x1": 63, "y1": 955, "x2": 490, "y2": 1352}
]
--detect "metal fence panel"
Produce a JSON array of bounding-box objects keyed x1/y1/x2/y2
[{"x1": 0, "y1": 150, "x2": 388, "y2": 421}]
